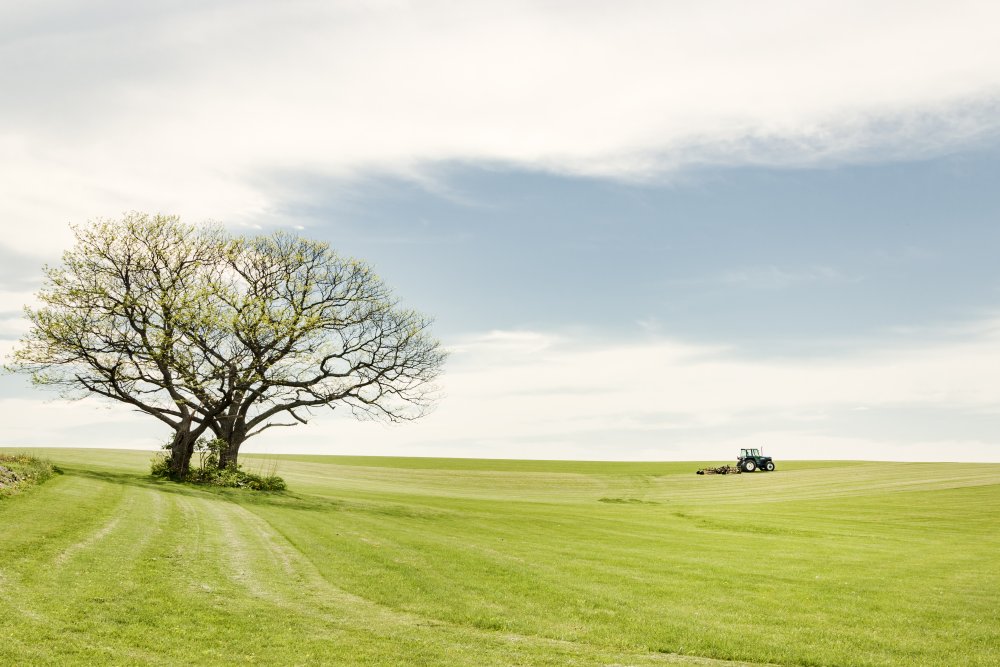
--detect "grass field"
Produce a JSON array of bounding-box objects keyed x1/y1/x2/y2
[{"x1": 0, "y1": 449, "x2": 997, "y2": 666}]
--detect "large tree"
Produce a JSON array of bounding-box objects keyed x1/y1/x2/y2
[
  {"x1": 8, "y1": 214, "x2": 445, "y2": 478},
  {"x1": 10, "y1": 214, "x2": 230, "y2": 477},
  {"x1": 192, "y1": 231, "x2": 446, "y2": 469}
]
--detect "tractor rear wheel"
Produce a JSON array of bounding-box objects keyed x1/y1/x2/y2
[
  {"x1": 743, "y1": 460, "x2": 756, "y2": 472},
  {"x1": 765, "y1": 461, "x2": 775, "y2": 471}
]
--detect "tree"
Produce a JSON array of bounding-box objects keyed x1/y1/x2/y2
[
  {"x1": 9, "y1": 214, "x2": 229, "y2": 478},
  {"x1": 200, "y1": 232, "x2": 446, "y2": 469},
  {"x1": 8, "y1": 214, "x2": 445, "y2": 479}
]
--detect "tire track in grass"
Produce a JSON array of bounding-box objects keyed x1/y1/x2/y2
[
  {"x1": 3, "y1": 481, "x2": 173, "y2": 665},
  {"x1": 0, "y1": 474, "x2": 121, "y2": 567},
  {"x1": 198, "y1": 496, "x2": 281, "y2": 599},
  {"x1": 0, "y1": 469, "x2": 781, "y2": 665},
  {"x1": 199, "y1": 495, "x2": 770, "y2": 666},
  {"x1": 74, "y1": 486, "x2": 186, "y2": 666},
  {"x1": 53, "y1": 492, "x2": 138, "y2": 566},
  {"x1": 2, "y1": 476, "x2": 129, "y2": 626},
  {"x1": 174, "y1": 494, "x2": 207, "y2": 559},
  {"x1": 4, "y1": 476, "x2": 770, "y2": 666}
]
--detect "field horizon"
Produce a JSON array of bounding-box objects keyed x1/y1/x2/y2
[
  {"x1": 6, "y1": 445, "x2": 995, "y2": 465},
  {"x1": 1, "y1": 447, "x2": 997, "y2": 666}
]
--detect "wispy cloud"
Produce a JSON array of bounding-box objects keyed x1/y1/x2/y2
[{"x1": 717, "y1": 265, "x2": 858, "y2": 289}]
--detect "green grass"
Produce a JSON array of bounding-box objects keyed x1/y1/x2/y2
[{"x1": 0, "y1": 448, "x2": 997, "y2": 666}]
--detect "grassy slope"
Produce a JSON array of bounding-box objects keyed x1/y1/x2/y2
[{"x1": 0, "y1": 449, "x2": 997, "y2": 666}]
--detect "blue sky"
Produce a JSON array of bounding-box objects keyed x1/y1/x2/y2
[
  {"x1": 2, "y1": 1, "x2": 999, "y2": 460},
  {"x1": 281, "y1": 151, "x2": 1000, "y2": 349}
]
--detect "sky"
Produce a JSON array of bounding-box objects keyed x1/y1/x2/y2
[{"x1": 2, "y1": 1, "x2": 1000, "y2": 461}]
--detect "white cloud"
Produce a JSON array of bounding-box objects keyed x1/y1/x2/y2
[
  {"x1": 0, "y1": 396, "x2": 161, "y2": 449},
  {"x1": 2, "y1": 1, "x2": 1000, "y2": 252},
  {"x1": 408, "y1": 325, "x2": 1000, "y2": 456},
  {"x1": 245, "y1": 322, "x2": 1000, "y2": 461},
  {"x1": 672, "y1": 265, "x2": 859, "y2": 290},
  {"x1": 5, "y1": 322, "x2": 1000, "y2": 461}
]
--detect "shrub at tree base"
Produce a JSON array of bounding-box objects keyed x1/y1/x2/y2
[
  {"x1": 150, "y1": 438, "x2": 286, "y2": 492},
  {"x1": 0, "y1": 454, "x2": 56, "y2": 497},
  {"x1": 187, "y1": 466, "x2": 287, "y2": 492}
]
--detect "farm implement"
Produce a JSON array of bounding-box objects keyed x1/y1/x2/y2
[{"x1": 697, "y1": 448, "x2": 776, "y2": 475}]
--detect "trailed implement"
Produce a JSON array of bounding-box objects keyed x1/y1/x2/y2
[
  {"x1": 697, "y1": 448, "x2": 776, "y2": 475},
  {"x1": 696, "y1": 465, "x2": 742, "y2": 475}
]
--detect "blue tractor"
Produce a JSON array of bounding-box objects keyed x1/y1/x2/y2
[{"x1": 737, "y1": 448, "x2": 775, "y2": 472}]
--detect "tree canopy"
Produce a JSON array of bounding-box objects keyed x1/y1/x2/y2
[{"x1": 8, "y1": 213, "x2": 446, "y2": 479}]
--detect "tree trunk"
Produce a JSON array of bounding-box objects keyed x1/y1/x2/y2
[
  {"x1": 168, "y1": 429, "x2": 198, "y2": 480},
  {"x1": 217, "y1": 421, "x2": 247, "y2": 470},
  {"x1": 167, "y1": 419, "x2": 213, "y2": 479}
]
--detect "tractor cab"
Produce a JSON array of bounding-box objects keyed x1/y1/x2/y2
[{"x1": 737, "y1": 448, "x2": 775, "y2": 472}]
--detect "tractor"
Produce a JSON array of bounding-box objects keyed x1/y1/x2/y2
[{"x1": 737, "y1": 448, "x2": 775, "y2": 472}]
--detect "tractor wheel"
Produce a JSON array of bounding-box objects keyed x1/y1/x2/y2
[
  {"x1": 765, "y1": 461, "x2": 775, "y2": 472},
  {"x1": 743, "y1": 460, "x2": 756, "y2": 472}
]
